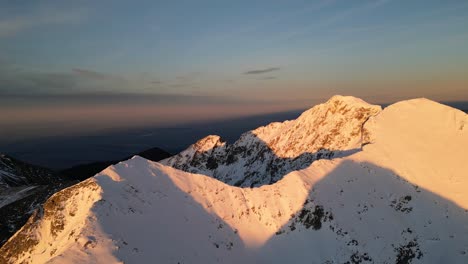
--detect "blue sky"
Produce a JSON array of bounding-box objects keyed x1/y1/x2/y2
[{"x1": 1, "y1": 0, "x2": 468, "y2": 139}]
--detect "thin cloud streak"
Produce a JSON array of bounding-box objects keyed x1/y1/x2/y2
[
  {"x1": 260, "y1": 76, "x2": 277, "y2": 80},
  {"x1": 72, "y1": 68, "x2": 121, "y2": 80},
  {"x1": 0, "y1": 66, "x2": 130, "y2": 94},
  {"x1": 244, "y1": 67, "x2": 280, "y2": 75},
  {"x1": 0, "y1": 91, "x2": 281, "y2": 107}
]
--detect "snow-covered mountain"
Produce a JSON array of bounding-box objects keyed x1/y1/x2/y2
[
  {"x1": 1, "y1": 96, "x2": 467, "y2": 264},
  {"x1": 0, "y1": 148, "x2": 171, "y2": 247},
  {"x1": 0, "y1": 154, "x2": 62, "y2": 190},
  {"x1": 162, "y1": 95, "x2": 381, "y2": 187}
]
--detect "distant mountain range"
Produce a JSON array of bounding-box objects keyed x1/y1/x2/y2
[{"x1": 1, "y1": 96, "x2": 467, "y2": 263}]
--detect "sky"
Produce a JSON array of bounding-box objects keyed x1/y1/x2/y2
[{"x1": 1, "y1": 0, "x2": 468, "y2": 141}]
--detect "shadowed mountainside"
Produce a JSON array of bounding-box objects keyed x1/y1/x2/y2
[
  {"x1": 0, "y1": 155, "x2": 62, "y2": 188},
  {"x1": 0, "y1": 155, "x2": 72, "y2": 246},
  {"x1": 262, "y1": 159, "x2": 468, "y2": 264}
]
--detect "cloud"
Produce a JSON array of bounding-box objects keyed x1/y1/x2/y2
[
  {"x1": 244, "y1": 67, "x2": 280, "y2": 75},
  {"x1": 72, "y1": 68, "x2": 111, "y2": 80},
  {"x1": 169, "y1": 84, "x2": 187, "y2": 88},
  {"x1": 0, "y1": 64, "x2": 135, "y2": 95},
  {"x1": 260, "y1": 76, "x2": 277, "y2": 80},
  {"x1": 0, "y1": 91, "x2": 264, "y2": 107},
  {"x1": 72, "y1": 68, "x2": 128, "y2": 84},
  {"x1": 0, "y1": 69, "x2": 78, "y2": 94},
  {"x1": 0, "y1": 7, "x2": 87, "y2": 38},
  {"x1": 174, "y1": 72, "x2": 202, "y2": 82}
]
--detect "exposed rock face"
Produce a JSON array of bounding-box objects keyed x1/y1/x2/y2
[{"x1": 162, "y1": 95, "x2": 382, "y2": 187}]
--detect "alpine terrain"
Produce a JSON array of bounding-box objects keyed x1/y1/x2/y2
[
  {"x1": 1, "y1": 96, "x2": 467, "y2": 264},
  {"x1": 0, "y1": 148, "x2": 171, "y2": 247},
  {"x1": 0, "y1": 155, "x2": 71, "y2": 246}
]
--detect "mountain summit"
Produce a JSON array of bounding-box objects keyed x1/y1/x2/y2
[
  {"x1": 162, "y1": 95, "x2": 381, "y2": 187},
  {"x1": 1, "y1": 96, "x2": 467, "y2": 264}
]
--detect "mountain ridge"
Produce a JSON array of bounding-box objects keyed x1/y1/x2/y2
[
  {"x1": 162, "y1": 95, "x2": 381, "y2": 187},
  {"x1": 0, "y1": 147, "x2": 171, "y2": 248},
  {"x1": 1, "y1": 95, "x2": 467, "y2": 264}
]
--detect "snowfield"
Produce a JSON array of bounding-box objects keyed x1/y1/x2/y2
[{"x1": 1, "y1": 96, "x2": 467, "y2": 264}]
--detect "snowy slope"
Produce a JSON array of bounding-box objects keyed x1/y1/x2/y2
[
  {"x1": 0, "y1": 147, "x2": 170, "y2": 247},
  {"x1": 1, "y1": 96, "x2": 467, "y2": 264},
  {"x1": 162, "y1": 95, "x2": 381, "y2": 187},
  {"x1": 362, "y1": 98, "x2": 468, "y2": 208}
]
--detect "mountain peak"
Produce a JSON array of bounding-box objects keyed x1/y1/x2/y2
[
  {"x1": 163, "y1": 95, "x2": 382, "y2": 187},
  {"x1": 299, "y1": 95, "x2": 380, "y2": 119},
  {"x1": 326, "y1": 95, "x2": 371, "y2": 106},
  {"x1": 192, "y1": 135, "x2": 226, "y2": 153},
  {"x1": 388, "y1": 97, "x2": 467, "y2": 115}
]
